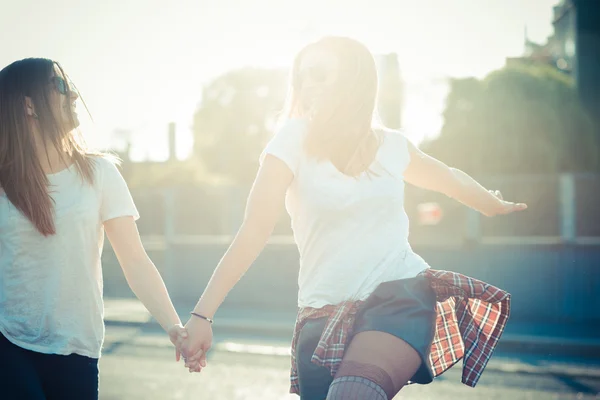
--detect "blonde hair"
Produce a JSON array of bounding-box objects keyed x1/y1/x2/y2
[{"x1": 283, "y1": 36, "x2": 382, "y2": 177}]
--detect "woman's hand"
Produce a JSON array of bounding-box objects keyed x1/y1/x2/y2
[
  {"x1": 180, "y1": 316, "x2": 213, "y2": 373},
  {"x1": 167, "y1": 324, "x2": 189, "y2": 362},
  {"x1": 484, "y1": 190, "x2": 528, "y2": 217}
]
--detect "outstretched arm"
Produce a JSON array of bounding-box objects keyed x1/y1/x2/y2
[
  {"x1": 402, "y1": 139, "x2": 527, "y2": 217},
  {"x1": 181, "y1": 155, "x2": 294, "y2": 370}
]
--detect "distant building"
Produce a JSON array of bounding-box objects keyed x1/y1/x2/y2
[
  {"x1": 505, "y1": 38, "x2": 555, "y2": 70},
  {"x1": 506, "y1": 0, "x2": 600, "y2": 123},
  {"x1": 551, "y1": 0, "x2": 577, "y2": 74},
  {"x1": 505, "y1": 1, "x2": 575, "y2": 74}
]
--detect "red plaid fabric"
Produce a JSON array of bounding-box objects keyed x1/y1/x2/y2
[{"x1": 289, "y1": 269, "x2": 511, "y2": 395}]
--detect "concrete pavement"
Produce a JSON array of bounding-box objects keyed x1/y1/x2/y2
[
  {"x1": 103, "y1": 297, "x2": 600, "y2": 380},
  {"x1": 100, "y1": 324, "x2": 600, "y2": 399}
]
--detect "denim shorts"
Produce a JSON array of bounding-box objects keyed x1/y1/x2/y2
[{"x1": 296, "y1": 275, "x2": 437, "y2": 399}]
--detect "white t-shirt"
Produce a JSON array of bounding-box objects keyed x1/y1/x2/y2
[
  {"x1": 0, "y1": 157, "x2": 139, "y2": 358},
  {"x1": 260, "y1": 119, "x2": 430, "y2": 308}
]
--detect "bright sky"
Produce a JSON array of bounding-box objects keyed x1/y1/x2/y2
[{"x1": 2, "y1": 0, "x2": 559, "y2": 161}]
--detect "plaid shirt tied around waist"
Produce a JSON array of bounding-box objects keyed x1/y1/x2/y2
[{"x1": 289, "y1": 268, "x2": 511, "y2": 395}]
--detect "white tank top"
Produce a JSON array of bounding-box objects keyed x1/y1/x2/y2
[{"x1": 260, "y1": 119, "x2": 430, "y2": 308}]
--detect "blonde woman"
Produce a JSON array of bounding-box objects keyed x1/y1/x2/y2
[{"x1": 181, "y1": 37, "x2": 525, "y2": 399}]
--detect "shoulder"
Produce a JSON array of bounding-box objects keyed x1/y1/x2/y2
[
  {"x1": 89, "y1": 153, "x2": 121, "y2": 172},
  {"x1": 379, "y1": 127, "x2": 408, "y2": 141},
  {"x1": 273, "y1": 118, "x2": 309, "y2": 140},
  {"x1": 377, "y1": 128, "x2": 417, "y2": 172},
  {"x1": 87, "y1": 154, "x2": 125, "y2": 186},
  {"x1": 264, "y1": 118, "x2": 308, "y2": 153},
  {"x1": 261, "y1": 118, "x2": 309, "y2": 172},
  {"x1": 379, "y1": 128, "x2": 415, "y2": 152}
]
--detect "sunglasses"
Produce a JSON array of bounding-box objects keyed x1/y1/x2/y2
[{"x1": 49, "y1": 76, "x2": 74, "y2": 95}]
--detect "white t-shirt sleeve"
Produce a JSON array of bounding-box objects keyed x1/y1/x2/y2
[
  {"x1": 383, "y1": 128, "x2": 412, "y2": 175},
  {"x1": 396, "y1": 130, "x2": 412, "y2": 173},
  {"x1": 259, "y1": 119, "x2": 307, "y2": 175},
  {"x1": 98, "y1": 158, "x2": 140, "y2": 222}
]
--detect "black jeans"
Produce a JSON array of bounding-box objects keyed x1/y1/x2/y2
[{"x1": 0, "y1": 333, "x2": 99, "y2": 400}]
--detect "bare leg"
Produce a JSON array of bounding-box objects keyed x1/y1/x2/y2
[{"x1": 326, "y1": 331, "x2": 422, "y2": 399}]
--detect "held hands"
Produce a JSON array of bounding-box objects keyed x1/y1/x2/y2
[
  {"x1": 167, "y1": 323, "x2": 189, "y2": 362},
  {"x1": 180, "y1": 315, "x2": 214, "y2": 373},
  {"x1": 168, "y1": 317, "x2": 213, "y2": 373},
  {"x1": 485, "y1": 190, "x2": 528, "y2": 217}
]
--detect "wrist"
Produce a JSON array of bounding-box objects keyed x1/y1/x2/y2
[
  {"x1": 164, "y1": 319, "x2": 183, "y2": 333},
  {"x1": 190, "y1": 312, "x2": 214, "y2": 324},
  {"x1": 482, "y1": 197, "x2": 502, "y2": 217},
  {"x1": 167, "y1": 319, "x2": 183, "y2": 328},
  {"x1": 193, "y1": 298, "x2": 216, "y2": 319}
]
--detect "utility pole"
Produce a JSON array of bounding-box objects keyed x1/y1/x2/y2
[
  {"x1": 377, "y1": 53, "x2": 403, "y2": 130},
  {"x1": 168, "y1": 122, "x2": 176, "y2": 162}
]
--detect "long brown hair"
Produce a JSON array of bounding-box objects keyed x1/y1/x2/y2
[
  {"x1": 285, "y1": 36, "x2": 382, "y2": 177},
  {"x1": 0, "y1": 58, "x2": 96, "y2": 236}
]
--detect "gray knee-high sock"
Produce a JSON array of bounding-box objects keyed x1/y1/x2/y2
[{"x1": 326, "y1": 376, "x2": 388, "y2": 400}]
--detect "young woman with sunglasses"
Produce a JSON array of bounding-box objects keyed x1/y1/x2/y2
[
  {"x1": 180, "y1": 37, "x2": 527, "y2": 399},
  {"x1": 0, "y1": 58, "x2": 187, "y2": 399}
]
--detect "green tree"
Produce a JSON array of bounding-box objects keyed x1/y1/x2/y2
[
  {"x1": 192, "y1": 67, "x2": 289, "y2": 184},
  {"x1": 423, "y1": 63, "x2": 598, "y2": 175}
]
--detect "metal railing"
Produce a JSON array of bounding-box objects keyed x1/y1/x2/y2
[{"x1": 129, "y1": 173, "x2": 600, "y2": 250}]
